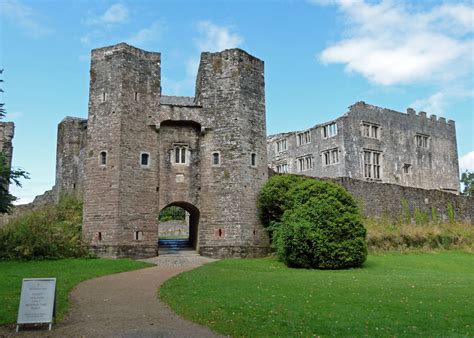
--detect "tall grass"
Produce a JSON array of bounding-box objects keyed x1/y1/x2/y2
[
  {"x1": 365, "y1": 217, "x2": 473, "y2": 252},
  {"x1": 0, "y1": 196, "x2": 89, "y2": 260}
]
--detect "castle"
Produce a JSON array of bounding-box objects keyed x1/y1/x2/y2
[
  {"x1": 54, "y1": 43, "x2": 269, "y2": 258},
  {"x1": 267, "y1": 102, "x2": 460, "y2": 193},
  {"x1": 1, "y1": 42, "x2": 469, "y2": 258}
]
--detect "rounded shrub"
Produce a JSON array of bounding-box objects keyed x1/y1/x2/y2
[
  {"x1": 257, "y1": 174, "x2": 308, "y2": 228},
  {"x1": 259, "y1": 174, "x2": 367, "y2": 269}
]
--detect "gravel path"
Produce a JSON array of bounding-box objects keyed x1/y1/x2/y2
[{"x1": 1, "y1": 254, "x2": 221, "y2": 337}]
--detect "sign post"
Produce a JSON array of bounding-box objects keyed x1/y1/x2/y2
[{"x1": 16, "y1": 278, "x2": 56, "y2": 332}]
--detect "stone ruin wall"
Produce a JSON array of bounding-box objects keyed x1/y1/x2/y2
[
  {"x1": 268, "y1": 102, "x2": 460, "y2": 193},
  {"x1": 330, "y1": 177, "x2": 473, "y2": 224},
  {"x1": 0, "y1": 122, "x2": 14, "y2": 171}
]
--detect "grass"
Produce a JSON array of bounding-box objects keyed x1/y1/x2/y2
[
  {"x1": 160, "y1": 252, "x2": 474, "y2": 337},
  {"x1": 159, "y1": 235, "x2": 189, "y2": 239},
  {"x1": 365, "y1": 219, "x2": 474, "y2": 252},
  {"x1": 0, "y1": 258, "x2": 153, "y2": 325}
]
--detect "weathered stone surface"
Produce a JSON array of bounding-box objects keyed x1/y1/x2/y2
[
  {"x1": 0, "y1": 122, "x2": 14, "y2": 186},
  {"x1": 268, "y1": 101, "x2": 460, "y2": 193},
  {"x1": 328, "y1": 177, "x2": 473, "y2": 224},
  {"x1": 77, "y1": 43, "x2": 270, "y2": 258}
]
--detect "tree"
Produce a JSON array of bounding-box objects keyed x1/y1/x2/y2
[
  {"x1": 461, "y1": 170, "x2": 474, "y2": 196},
  {"x1": 0, "y1": 69, "x2": 29, "y2": 213},
  {"x1": 0, "y1": 69, "x2": 5, "y2": 119}
]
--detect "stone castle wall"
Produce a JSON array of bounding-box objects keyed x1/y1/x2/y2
[
  {"x1": 329, "y1": 177, "x2": 473, "y2": 224},
  {"x1": 0, "y1": 122, "x2": 14, "y2": 170},
  {"x1": 80, "y1": 43, "x2": 270, "y2": 258},
  {"x1": 268, "y1": 102, "x2": 460, "y2": 193},
  {"x1": 55, "y1": 117, "x2": 87, "y2": 200}
]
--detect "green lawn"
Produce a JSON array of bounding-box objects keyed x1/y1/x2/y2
[
  {"x1": 0, "y1": 258, "x2": 152, "y2": 325},
  {"x1": 160, "y1": 252, "x2": 474, "y2": 337}
]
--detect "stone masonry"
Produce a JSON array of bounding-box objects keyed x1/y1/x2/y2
[
  {"x1": 54, "y1": 43, "x2": 270, "y2": 258},
  {"x1": 0, "y1": 122, "x2": 14, "y2": 192},
  {"x1": 7, "y1": 43, "x2": 470, "y2": 252},
  {"x1": 268, "y1": 102, "x2": 460, "y2": 193}
]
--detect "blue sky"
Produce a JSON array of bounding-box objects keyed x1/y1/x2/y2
[{"x1": 0, "y1": 0, "x2": 473, "y2": 204}]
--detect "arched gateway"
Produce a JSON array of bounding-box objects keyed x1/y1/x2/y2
[
  {"x1": 81, "y1": 43, "x2": 270, "y2": 258},
  {"x1": 158, "y1": 202, "x2": 200, "y2": 252}
]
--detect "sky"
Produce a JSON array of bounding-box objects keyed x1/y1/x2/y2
[{"x1": 0, "y1": 0, "x2": 473, "y2": 204}]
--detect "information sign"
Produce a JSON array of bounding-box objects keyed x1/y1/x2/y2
[{"x1": 16, "y1": 278, "x2": 56, "y2": 332}]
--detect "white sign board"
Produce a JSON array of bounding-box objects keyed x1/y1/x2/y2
[{"x1": 17, "y1": 278, "x2": 56, "y2": 331}]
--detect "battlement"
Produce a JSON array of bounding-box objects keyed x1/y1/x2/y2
[
  {"x1": 348, "y1": 101, "x2": 455, "y2": 129},
  {"x1": 91, "y1": 42, "x2": 161, "y2": 61}
]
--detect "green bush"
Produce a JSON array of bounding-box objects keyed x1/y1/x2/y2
[
  {"x1": 159, "y1": 206, "x2": 185, "y2": 222},
  {"x1": 258, "y1": 174, "x2": 367, "y2": 269},
  {"x1": 257, "y1": 174, "x2": 308, "y2": 229},
  {"x1": 0, "y1": 196, "x2": 89, "y2": 260}
]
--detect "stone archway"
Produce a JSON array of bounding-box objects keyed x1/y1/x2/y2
[{"x1": 158, "y1": 201, "x2": 200, "y2": 252}]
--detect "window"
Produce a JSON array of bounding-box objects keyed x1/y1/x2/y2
[
  {"x1": 275, "y1": 138, "x2": 287, "y2": 153},
  {"x1": 322, "y1": 148, "x2": 339, "y2": 166},
  {"x1": 99, "y1": 151, "x2": 107, "y2": 166},
  {"x1": 173, "y1": 145, "x2": 188, "y2": 164},
  {"x1": 212, "y1": 152, "x2": 220, "y2": 166},
  {"x1": 140, "y1": 152, "x2": 150, "y2": 167},
  {"x1": 363, "y1": 150, "x2": 381, "y2": 179},
  {"x1": 403, "y1": 164, "x2": 411, "y2": 174},
  {"x1": 362, "y1": 122, "x2": 380, "y2": 139},
  {"x1": 276, "y1": 163, "x2": 288, "y2": 173},
  {"x1": 133, "y1": 231, "x2": 143, "y2": 241},
  {"x1": 415, "y1": 134, "x2": 429, "y2": 148},
  {"x1": 251, "y1": 153, "x2": 257, "y2": 166},
  {"x1": 297, "y1": 131, "x2": 311, "y2": 146},
  {"x1": 297, "y1": 155, "x2": 313, "y2": 172},
  {"x1": 322, "y1": 123, "x2": 337, "y2": 139}
]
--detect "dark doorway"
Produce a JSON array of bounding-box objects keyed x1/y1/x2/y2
[{"x1": 158, "y1": 202, "x2": 199, "y2": 254}]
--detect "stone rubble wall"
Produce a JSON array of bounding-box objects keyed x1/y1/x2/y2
[
  {"x1": 325, "y1": 176, "x2": 473, "y2": 224},
  {"x1": 158, "y1": 220, "x2": 189, "y2": 237}
]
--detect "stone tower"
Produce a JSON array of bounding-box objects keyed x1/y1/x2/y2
[{"x1": 82, "y1": 43, "x2": 269, "y2": 258}]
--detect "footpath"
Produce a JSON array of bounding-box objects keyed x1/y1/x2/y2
[{"x1": 1, "y1": 253, "x2": 221, "y2": 338}]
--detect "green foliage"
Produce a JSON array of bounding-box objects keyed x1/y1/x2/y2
[
  {"x1": 257, "y1": 174, "x2": 307, "y2": 229},
  {"x1": 0, "y1": 152, "x2": 29, "y2": 214},
  {"x1": 258, "y1": 174, "x2": 367, "y2": 269},
  {"x1": 414, "y1": 208, "x2": 429, "y2": 225},
  {"x1": 0, "y1": 69, "x2": 5, "y2": 119},
  {"x1": 0, "y1": 258, "x2": 153, "y2": 324},
  {"x1": 364, "y1": 218, "x2": 473, "y2": 252},
  {"x1": 460, "y1": 170, "x2": 474, "y2": 196},
  {"x1": 160, "y1": 252, "x2": 474, "y2": 337},
  {"x1": 0, "y1": 69, "x2": 29, "y2": 213},
  {"x1": 431, "y1": 207, "x2": 439, "y2": 224},
  {"x1": 0, "y1": 196, "x2": 88, "y2": 260},
  {"x1": 447, "y1": 202, "x2": 455, "y2": 224},
  {"x1": 159, "y1": 206, "x2": 185, "y2": 222},
  {"x1": 401, "y1": 199, "x2": 411, "y2": 224}
]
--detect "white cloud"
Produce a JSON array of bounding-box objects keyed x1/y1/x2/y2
[
  {"x1": 315, "y1": 0, "x2": 474, "y2": 86},
  {"x1": 0, "y1": 0, "x2": 52, "y2": 37},
  {"x1": 8, "y1": 111, "x2": 23, "y2": 120},
  {"x1": 126, "y1": 21, "x2": 165, "y2": 46},
  {"x1": 194, "y1": 21, "x2": 243, "y2": 52},
  {"x1": 79, "y1": 29, "x2": 105, "y2": 47},
  {"x1": 85, "y1": 3, "x2": 129, "y2": 26},
  {"x1": 460, "y1": 151, "x2": 474, "y2": 172},
  {"x1": 163, "y1": 21, "x2": 243, "y2": 95},
  {"x1": 410, "y1": 92, "x2": 446, "y2": 115}
]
